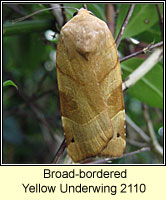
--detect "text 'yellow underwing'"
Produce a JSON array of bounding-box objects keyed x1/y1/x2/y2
[{"x1": 56, "y1": 8, "x2": 126, "y2": 163}]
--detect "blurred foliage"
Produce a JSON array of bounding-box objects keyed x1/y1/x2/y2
[
  {"x1": 3, "y1": 80, "x2": 18, "y2": 89},
  {"x1": 3, "y1": 3, "x2": 163, "y2": 164}
]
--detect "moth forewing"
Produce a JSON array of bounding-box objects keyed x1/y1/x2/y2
[{"x1": 56, "y1": 8, "x2": 125, "y2": 163}]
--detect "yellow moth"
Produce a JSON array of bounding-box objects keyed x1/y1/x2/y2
[{"x1": 56, "y1": 8, "x2": 126, "y2": 163}]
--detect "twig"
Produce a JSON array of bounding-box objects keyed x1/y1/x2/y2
[
  {"x1": 52, "y1": 138, "x2": 66, "y2": 164},
  {"x1": 12, "y1": 6, "x2": 78, "y2": 24},
  {"x1": 143, "y1": 104, "x2": 163, "y2": 156},
  {"x1": 120, "y1": 41, "x2": 163, "y2": 63},
  {"x1": 60, "y1": 3, "x2": 67, "y2": 24},
  {"x1": 105, "y1": 4, "x2": 115, "y2": 36},
  {"x1": 126, "y1": 115, "x2": 150, "y2": 143},
  {"x1": 154, "y1": 108, "x2": 163, "y2": 121},
  {"x1": 156, "y1": 4, "x2": 163, "y2": 37},
  {"x1": 50, "y1": 4, "x2": 64, "y2": 28},
  {"x1": 83, "y1": 4, "x2": 87, "y2": 9},
  {"x1": 127, "y1": 138, "x2": 147, "y2": 147},
  {"x1": 86, "y1": 147, "x2": 150, "y2": 164},
  {"x1": 115, "y1": 4, "x2": 135, "y2": 48},
  {"x1": 122, "y1": 47, "x2": 163, "y2": 91}
]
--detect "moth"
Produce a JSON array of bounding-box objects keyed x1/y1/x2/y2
[{"x1": 56, "y1": 8, "x2": 126, "y2": 163}]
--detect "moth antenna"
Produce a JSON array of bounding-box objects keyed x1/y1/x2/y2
[{"x1": 12, "y1": 6, "x2": 79, "y2": 24}]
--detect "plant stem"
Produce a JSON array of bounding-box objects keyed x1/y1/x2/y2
[
  {"x1": 52, "y1": 139, "x2": 66, "y2": 164},
  {"x1": 120, "y1": 41, "x2": 163, "y2": 62},
  {"x1": 115, "y1": 4, "x2": 135, "y2": 48},
  {"x1": 105, "y1": 4, "x2": 115, "y2": 36},
  {"x1": 143, "y1": 104, "x2": 163, "y2": 156},
  {"x1": 122, "y1": 47, "x2": 163, "y2": 91},
  {"x1": 126, "y1": 115, "x2": 150, "y2": 143},
  {"x1": 155, "y1": 4, "x2": 163, "y2": 37}
]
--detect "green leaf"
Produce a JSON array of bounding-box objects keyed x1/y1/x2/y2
[
  {"x1": 3, "y1": 80, "x2": 18, "y2": 89},
  {"x1": 134, "y1": 22, "x2": 162, "y2": 43},
  {"x1": 3, "y1": 20, "x2": 53, "y2": 36},
  {"x1": 115, "y1": 4, "x2": 161, "y2": 40},
  {"x1": 121, "y1": 58, "x2": 163, "y2": 109}
]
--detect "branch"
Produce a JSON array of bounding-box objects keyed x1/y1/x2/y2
[
  {"x1": 122, "y1": 47, "x2": 163, "y2": 91},
  {"x1": 83, "y1": 147, "x2": 150, "y2": 164},
  {"x1": 50, "y1": 4, "x2": 64, "y2": 27},
  {"x1": 83, "y1": 4, "x2": 87, "y2": 9},
  {"x1": 127, "y1": 138, "x2": 147, "y2": 147},
  {"x1": 120, "y1": 41, "x2": 163, "y2": 62},
  {"x1": 52, "y1": 138, "x2": 66, "y2": 164},
  {"x1": 105, "y1": 4, "x2": 115, "y2": 36},
  {"x1": 155, "y1": 4, "x2": 163, "y2": 37},
  {"x1": 115, "y1": 4, "x2": 135, "y2": 48},
  {"x1": 143, "y1": 104, "x2": 163, "y2": 156},
  {"x1": 126, "y1": 114, "x2": 150, "y2": 143},
  {"x1": 60, "y1": 3, "x2": 68, "y2": 24}
]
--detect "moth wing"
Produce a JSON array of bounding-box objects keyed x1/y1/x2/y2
[{"x1": 56, "y1": 9, "x2": 125, "y2": 162}]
